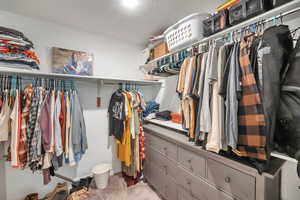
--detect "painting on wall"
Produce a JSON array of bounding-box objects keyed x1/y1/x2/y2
[{"x1": 52, "y1": 47, "x2": 93, "y2": 76}]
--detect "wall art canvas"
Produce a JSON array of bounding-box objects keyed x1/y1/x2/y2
[{"x1": 52, "y1": 47, "x2": 93, "y2": 75}]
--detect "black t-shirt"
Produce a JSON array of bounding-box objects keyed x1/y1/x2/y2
[{"x1": 108, "y1": 90, "x2": 126, "y2": 141}]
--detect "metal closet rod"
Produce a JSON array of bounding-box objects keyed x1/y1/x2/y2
[
  {"x1": 149, "y1": 5, "x2": 300, "y2": 64},
  {"x1": 103, "y1": 82, "x2": 160, "y2": 87}
]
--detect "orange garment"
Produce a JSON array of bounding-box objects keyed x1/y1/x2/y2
[{"x1": 117, "y1": 93, "x2": 132, "y2": 167}]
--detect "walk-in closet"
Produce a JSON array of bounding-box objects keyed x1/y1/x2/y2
[{"x1": 0, "y1": 0, "x2": 300, "y2": 200}]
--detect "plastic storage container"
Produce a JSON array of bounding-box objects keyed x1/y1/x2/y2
[
  {"x1": 203, "y1": 9, "x2": 230, "y2": 37},
  {"x1": 164, "y1": 13, "x2": 208, "y2": 51},
  {"x1": 229, "y1": 0, "x2": 273, "y2": 25},
  {"x1": 271, "y1": 0, "x2": 292, "y2": 7},
  {"x1": 92, "y1": 163, "x2": 112, "y2": 189}
]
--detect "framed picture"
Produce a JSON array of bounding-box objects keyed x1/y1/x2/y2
[{"x1": 52, "y1": 47, "x2": 93, "y2": 76}]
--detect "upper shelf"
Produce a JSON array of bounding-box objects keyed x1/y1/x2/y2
[
  {"x1": 146, "y1": 0, "x2": 300, "y2": 65},
  {"x1": 0, "y1": 66, "x2": 162, "y2": 86}
]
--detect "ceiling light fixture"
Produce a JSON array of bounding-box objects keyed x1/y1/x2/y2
[{"x1": 122, "y1": 0, "x2": 139, "y2": 9}]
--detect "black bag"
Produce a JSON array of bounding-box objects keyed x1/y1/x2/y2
[{"x1": 203, "y1": 9, "x2": 229, "y2": 37}]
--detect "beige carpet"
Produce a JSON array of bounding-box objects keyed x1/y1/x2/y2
[{"x1": 85, "y1": 175, "x2": 161, "y2": 200}]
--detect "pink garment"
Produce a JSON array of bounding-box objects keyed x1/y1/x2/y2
[{"x1": 40, "y1": 93, "x2": 52, "y2": 152}]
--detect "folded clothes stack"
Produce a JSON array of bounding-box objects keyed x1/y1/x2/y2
[{"x1": 0, "y1": 26, "x2": 40, "y2": 70}]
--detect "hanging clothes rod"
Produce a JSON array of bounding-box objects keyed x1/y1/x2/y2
[
  {"x1": 147, "y1": 0, "x2": 300, "y2": 64},
  {"x1": 103, "y1": 83, "x2": 160, "y2": 87}
]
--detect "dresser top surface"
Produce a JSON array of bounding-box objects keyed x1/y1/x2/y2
[{"x1": 144, "y1": 123, "x2": 285, "y2": 178}]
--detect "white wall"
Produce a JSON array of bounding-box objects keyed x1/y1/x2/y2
[{"x1": 0, "y1": 10, "x2": 158, "y2": 200}]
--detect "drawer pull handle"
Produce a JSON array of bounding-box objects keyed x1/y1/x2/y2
[
  {"x1": 163, "y1": 165, "x2": 168, "y2": 175},
  {"x1": 225, "y1": 177, "x2": 231, "y2": 183},
  {"x1": 190, "y1": 190, "x2": 195, "y2": 198},
  {"x1": 187, "y1": 159, "x2": 192, "y2": 163},
  {"x1": 163, "y1": 147, "x2": 168, "y2": 155}
]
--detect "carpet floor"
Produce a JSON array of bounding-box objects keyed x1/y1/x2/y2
[{"x1": 85, "y1": 175, "x2": 161, "y2": 200}]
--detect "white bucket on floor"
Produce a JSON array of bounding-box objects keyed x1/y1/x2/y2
[{"x1": 92, "y1": 163, "x2": 112, "y2": 189}]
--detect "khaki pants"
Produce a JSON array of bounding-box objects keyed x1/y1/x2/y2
[{"x1": 181, "y1": 96, "x2": 196, "y2": 139}]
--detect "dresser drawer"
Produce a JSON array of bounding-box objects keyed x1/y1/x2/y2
[
  {"x1": 178, "y1": 146, "x2": 206, "y2": 178},
  {"x1": 161, "y1": 174, "x2": 178, "y2": 200},
  {"x1": 146, "y1": 133, "x2": 177, "y2": 161},
  {"x1": 207, "y1": 159, "x2": 255, "y2": 200},
  {"x1": 178, "y1": 187, "x2": 198, "y2": 200},
  {"x1": 149, "y1": 147, "x2": 178, "y2": 181},
  {"x1": 147, "y1": 161, "x2": 178, "y2": 200},
  {"x1": 145, "y1": 132, "x2": 153, "y2": 146},
  {"x1": 147, "y1": 162, "x2": 163, "y2": 194},
  {"x1": 176, "y1": 167, "x2": 233, "y2": 200}
]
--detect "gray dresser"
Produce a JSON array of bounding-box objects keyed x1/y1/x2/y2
[{"x1": 143, "y1": 124, "x2": 285, "y2": 200}]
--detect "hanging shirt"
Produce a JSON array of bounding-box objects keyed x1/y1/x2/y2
[
  {"x1": 108, "y1": 90, "x2": 126, "y2": 141},
  {"x1": 40, "y1": 92, "x2": 52, "y2": 153},
  {"x1": 10, "y1": 90, "x2": 20, "y2": 168},
  {"x1": 65, "y1": 92, "x2": 70, "y2": 160},
  {"x1": 68, "y1": 91, "x2": 76, "y2": 166},
  {"x1": 199, "y1": 46, "x2": 214, "y2": 135},
  {"x1": 206, "y1": 42, "x2": 223, "y2": 153},
  {"x1": 224, "y1": 43, "x2": 241, "y2": 149},
  {"x1": 26, "y1": 87, "x2": 40, "y2": 164},
  {"x1": 0, "y1": 91, "x2": 10, "y2": 142},
  {"x1": 117, "y1": 92, "x2": 132, "y2": 167},
  {"x1": 71, "y1": 91, "x2": 87, "y2": 162},
  {"x1": 50, "y1": 90, "x2": 55, "y2": 153},
  {"x1": 54, "y1": 91, "x2": 63, "y2": 156},
  {"x1": 19, "y1": 84, "x2": 34, "y2": 167},
  {"x1": 59, "y1": 92, "x2": 66, "y2": 152},
  {"x1": 236, "y1": 38, "x2": 267, "y2": 160},
  {"x1": 28, "y1": 87, "x2": 43, "y2": 171}
]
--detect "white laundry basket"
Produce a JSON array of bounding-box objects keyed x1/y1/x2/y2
[
  {"x1": 164, "y1": 13, "x2": 208, "y2": 51},
  {"x1": 92, "y1": 163, "x2": 112, "y2": 189}
]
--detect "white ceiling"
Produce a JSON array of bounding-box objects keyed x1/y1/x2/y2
[{"x1": 0, "y1": 0, "x2": 225, "y2": 47}]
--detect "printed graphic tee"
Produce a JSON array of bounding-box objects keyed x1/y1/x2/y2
[{"x1": 108, "y1": 90, "x2": 126, "y2": 141}]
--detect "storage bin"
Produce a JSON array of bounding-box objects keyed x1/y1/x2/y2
[
  {"x1": 271, "y1": 0, "x2": 293, "y2": 7},
  {"x1": 164, "y1": 13, "x2": 208, "y2": 51},
  {"x1": 245, "y1": 0, "x2": 272, "y2": 18},
  {"x1": 150, "y1": 42, "x2": 169, "y2": 60},
  {"x1": 229, "y1": 1, "x2": 246, "y2": 25},
  {"x1": 203, "y1": 16, "x2": 214, "y2": 37},
  {"x1": 229, "y1": 0, "x2": 273, "y2": 25},
  {"x1": 203, "y1": 9, "x2": 230, "y2": 37},
  {"x1": 92, "y1": 163, "x2": 112, "y2": 189}
]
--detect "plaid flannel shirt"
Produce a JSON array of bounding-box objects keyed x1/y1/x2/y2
[
  {"x1": 237, "y1": 38, "x2": 267, "y2": 160},
  {"x1": 19, "y1": 85, "x2": 34, "y2": 167}
]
